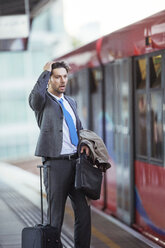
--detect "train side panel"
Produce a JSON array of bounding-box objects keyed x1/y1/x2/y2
[{"x1": 135, "y1": 160, "x2": 165, "y2": 244}]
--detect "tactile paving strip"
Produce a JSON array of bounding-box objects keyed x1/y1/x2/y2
[{"x1": 0, "y1": 181, "x2": 74, "y2": 248}]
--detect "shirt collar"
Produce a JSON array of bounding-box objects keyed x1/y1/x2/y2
[{"x1": 48, "y1": 91, "x2": 64, "y2": 101}]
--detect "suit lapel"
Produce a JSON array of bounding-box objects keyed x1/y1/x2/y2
[
  {"x1": 64, "y1": 96, "x2": 79, "y2": 129},
  {"x1": 47, "y1": 92, "x2": 80, "y2": 131},
  {"x1": 65, "y1": 96, "x2": 76, "y2": 113}
]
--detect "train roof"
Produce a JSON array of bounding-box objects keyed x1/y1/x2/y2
[{"x1": 54, "y1": 10, "x2": 165, "y2": 73}]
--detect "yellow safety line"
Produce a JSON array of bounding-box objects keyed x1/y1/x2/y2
[
  {"x1": 92, "y1": 226, "x2": 120, "y2": 248},
  {"x1": 65, "y1": 206, "x2": 121, "y2": 248}
]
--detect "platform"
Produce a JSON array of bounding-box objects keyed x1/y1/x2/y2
[{"x1": 0, "y1": 161, "x2": 162, "y2": 248}]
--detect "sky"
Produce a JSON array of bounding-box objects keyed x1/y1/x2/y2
[{"x1": 63, "y1": 0, "x2": 165, "y2": 42}]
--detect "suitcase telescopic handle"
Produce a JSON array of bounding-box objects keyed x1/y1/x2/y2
[{"x1": 37, "y1": 165, "x2": 51, "y2": 225}]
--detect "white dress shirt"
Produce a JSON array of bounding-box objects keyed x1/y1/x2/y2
[{"x1": 49, "y1": 92, "x2": 77, "y2": 155}]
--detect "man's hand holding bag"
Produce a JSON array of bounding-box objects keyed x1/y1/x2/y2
[{"x1": 74, "y1": 152, "x2": 103, "y2": 200}]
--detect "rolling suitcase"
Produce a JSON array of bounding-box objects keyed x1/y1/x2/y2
[{"x1": 22, "y1": 165, "x2": 62, "y2": 248}]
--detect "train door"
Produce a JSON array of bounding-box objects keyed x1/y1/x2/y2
[
  {"x1": 134, "y1": 51, "x2": 165, "y2": 243},
  {"x1": 68, "y1": 68, "x2": 90, "y2": 129},
  {"x1": 89, "y1": 66, "x2": 105, "y2": 209},
  {"x1": 105, "y1": 58, "x2": 134, "y2": 225}
]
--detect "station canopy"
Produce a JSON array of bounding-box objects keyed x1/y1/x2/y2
[{"x1": 0, "y1": 0, "x2": 55, "y2": 51}]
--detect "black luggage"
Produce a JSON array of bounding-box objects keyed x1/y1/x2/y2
[{"x1": 22, "y1": 165, "x2": 62, "y2": 248}]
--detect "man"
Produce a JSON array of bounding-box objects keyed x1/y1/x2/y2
[{"x1": 29, "y1": 61, "x2": 91, "y2": 248}]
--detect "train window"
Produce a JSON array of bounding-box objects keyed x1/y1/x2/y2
[
  {"x1": 137, "y1": 94, "x2": 147, "y2": 156},
  {"x1": 69, "y1": 76, "x2": 79, "y2": 95},
  {"x1": 90, "y1": 68, "x2": 102, "y2": 93},
  {"x1": 90, "y1": 68, "x2": 103, "y2": 136},
  {"x1": 69, "y1": 70, "x2": 90, "y2": 129},
  {"x1": 150, "y1": 92, "x2": 163, "y2": 160},
  {"x1": 121, "y1": 63, "x2": 129, "y2": 128},
  {"x1": 150, "y1": 55, "x2": 162, "y2": 88},
  {"x1": 136, "y1": 58, "x2": 146, "y2": 89}
]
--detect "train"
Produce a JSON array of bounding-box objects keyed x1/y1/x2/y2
[{"x1": 54, "y1": 10, "x2": 165, "y2": 247}]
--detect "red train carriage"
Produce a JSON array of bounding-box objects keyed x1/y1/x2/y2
[{"x1": 55, "y1": 10, "x2": 165, "y2": 247}]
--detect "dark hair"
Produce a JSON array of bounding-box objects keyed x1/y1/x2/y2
[{"x1": 51, "y1": 61, "x2": 70, "y2": 75}]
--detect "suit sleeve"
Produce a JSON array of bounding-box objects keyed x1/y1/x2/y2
[{"x1": 29, "y1": 71, "x2": 51, "y2": 112}]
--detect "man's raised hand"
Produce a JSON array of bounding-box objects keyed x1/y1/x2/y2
[{"x1": 43, "y1": 61, "x2": 55, "y2": 72}]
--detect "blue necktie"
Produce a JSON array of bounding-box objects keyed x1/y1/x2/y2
[{"x1": 58, "y1": 98, "x2": 78, "y2": 146}]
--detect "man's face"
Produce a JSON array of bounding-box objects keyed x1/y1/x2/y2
[{"x1": 48, "y1": 67, "x2": 68, "y2": 97}]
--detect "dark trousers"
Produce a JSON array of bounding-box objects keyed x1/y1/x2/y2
[{"x1": 43, "y1": 158, "x2": 91, "y2": 248}]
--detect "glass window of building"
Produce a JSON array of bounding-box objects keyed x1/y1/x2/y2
[
  {"x1": 0, "y1": 0, "x2": 67, "y2": 160},
  {"x1": 136, "y1": 58, "x2": 146, "y2": 89},
  {"x1": 150, "y1": 55, "x2": 162, "y2": 88}
]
